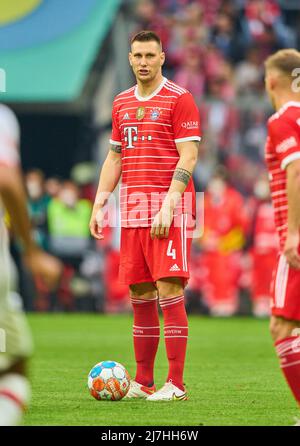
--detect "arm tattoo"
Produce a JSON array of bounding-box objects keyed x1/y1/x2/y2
[
  {"x1": 173, "y1": 168, "x2": 192, "y2": 185},
  {"x1": 110, "y1": 144, "x2": 121, "y2": 154}
]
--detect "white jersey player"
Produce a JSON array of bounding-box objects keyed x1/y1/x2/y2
[{"x1": 0, "y1": 104, "x2": 61, "y2": 425}]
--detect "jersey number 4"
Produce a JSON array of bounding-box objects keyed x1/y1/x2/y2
[{"x1": 167, "y1": 240, "x2": 176, "y2": 260}]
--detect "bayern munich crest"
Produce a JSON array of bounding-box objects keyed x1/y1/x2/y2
[{"x1": 150, "y1": 109, "x2": 160, "y2": 121}]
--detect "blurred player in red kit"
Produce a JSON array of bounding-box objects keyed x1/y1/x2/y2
[
  {"x1": 249, "y1": 174, "x2": 279, "y2": 318},
  {"x1": 199, "y1": 167, "x2": 247, "y2": 317},
  {"x1": 264, "y1": 49, "x2": 300, "y2": 421},
  {"x1": 90, "y1": 31, "x2": 201, "y2": 401}
]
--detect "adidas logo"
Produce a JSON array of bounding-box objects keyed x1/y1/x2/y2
[
  {"x1": 123, "y1": 113, "x2": 130, "y2": 120},
  {"x1": 169, "y1": 264, "x2": 180, "y2": 272}
]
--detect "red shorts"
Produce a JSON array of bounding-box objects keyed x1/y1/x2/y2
[
  {"x1": 271, "y1": 254, "x2": 300, "y2": 321},
  {"x1": 252, "y1": 251, "x2": 277, "y2": 300},
  {"x1": 119, "y1": 216, "x2": 192, "y2": 286}
]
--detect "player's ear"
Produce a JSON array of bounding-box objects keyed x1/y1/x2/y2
[
  {"x1": 269, "y1": 75, "x2": 277, "y2": 91},
  {"x1": 160, "y1": 52, "x2": 165, "y2": 67},
  {"x1": 267, "y1": 69, "x2": 280, "y2": 92},
  {"x1": 129, "y1": 52, "x2": 133, "y2": 66}
]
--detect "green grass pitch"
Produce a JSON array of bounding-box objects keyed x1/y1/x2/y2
[{"x1": 23, "y1": 314, "x2": 298, "y2": 426}]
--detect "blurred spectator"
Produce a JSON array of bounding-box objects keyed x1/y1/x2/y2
[
  {"x1": 133, "y1": 0, "x2": 172, "y2": 50},
  {"x1": 198, "y1": 0, "x2": 224, "y2": 25},
  {"x1": 193, "y1": 138, "x2": 216, "y2": 191},
  {"x1": 200, "y1": 76, "x2": 239, "y2": 154},
  {"x1": 207, "y1": 60, "x2": 236, "y2": 100},
  {"x1": 242, "y1": 0, "x2": 296, "y2": 49},
  {"x1": 244, "y1": 0, "x2": 281, "y2": 40},
  {"x1": 45, "y1": 177, "x2": 61, "y2": 199},
  {"x1": 242, "y1": 109, "x2": 268, "y2": 161},
  {"x1": 196, "y1": 166, "x2": 248, "y2": 316},
  {"x1": 210, "y1": 12, "x2": 244, "y2": 62},
  {"x1": 47, "y1": 180, "x2": 92, "y2": 262},
  {"x1": 70, "y1": 162, "x2": 97, "y2": 202},
  {"x1": 234, "y1": 45, "x2": 264, "y2": 95},
  {"x1": 173, "y1": 45, "x2": 206, "y2": 103},
  {"x1": 227, "y1": 154, "x2": 263, "y2": 195},
  {"x1": 46, "y1": 180, "x2": 93, "y2": 311},
  {"x1": 25, "y1": 169, "x2": 50, "y2": 250},
  {"x1": 162, "y1": 4, "x2": 208, "y2": 72}
]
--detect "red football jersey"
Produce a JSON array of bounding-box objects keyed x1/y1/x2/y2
[
  {"x1": 265, "y1": 101, "x2": 300, "y2": 250},
  {"x1": 253, "y1": 202, "x2": 279, "y2": 254},
  {"x1": 109, "y1": 77, "x2": 201, "y2": 227},
  {"x1": 203, "y1": 186, "x2": 247, "y2": 236}
]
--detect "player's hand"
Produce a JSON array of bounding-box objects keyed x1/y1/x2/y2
[
  {"x1": 89, "y1": 206, "x2": 104, "y2": 240},
  {"x1": 24, "y1": 248, "x2": 63, "y2": 290},
  {"x1": 150, "y1": 205, "x2": 174, "y2": 240},
  {"x1": 283, "y1": 231, "x2": 300, "y2": 269}
]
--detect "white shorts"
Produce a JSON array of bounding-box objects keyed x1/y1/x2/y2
[{"x1": 0, "y1": 220, "x2": 33, "y2": 371}]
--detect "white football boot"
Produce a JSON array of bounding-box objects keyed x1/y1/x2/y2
[
  {"x1": 146, "y1": 381, "x2": 187, "y2": 401},
  {"x1": 123, "y1": 380, "x2": 156, "y2": 399}
]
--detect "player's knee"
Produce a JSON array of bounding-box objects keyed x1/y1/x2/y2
[
  {"x1": 129, "y1": 283, "x2": 157, "y2": 300},
  {"x1": 269, "y1": 317, "x2": 281, "y2": 341},
  {"x1": 269, "y1": 316, "x2": 297, "y2": 342},
  {"x1": 156, "y1": 277, "x2": 183, "y2": 299}
]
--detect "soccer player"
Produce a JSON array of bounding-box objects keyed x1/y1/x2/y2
[
  {"x1": 264, "y1": 49, "x2": 300, "y2": 418},
  {"x1": 0, "y1": 103, "x2": 61, "y2": 425},
  {"x1": 90, "y1": 31, "x2": 201, "y2": 401}
]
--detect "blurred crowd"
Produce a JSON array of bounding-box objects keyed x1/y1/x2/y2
[
  {"x1": 131, "y1": 0, "x2": 298, "y2": 101},
  {"x1": 15, "y1": 169, "x2": 130, "y2": 314},
  {"x1": 14, "y1": 0, "x2": 300, "y2": 317},
  {"x1": 122, "y1": 0, "x2": 298, "y2": 316},
  {"x1": 186, "y1": 166, "x2": 279, "y2": 318},
  {"x1": 130, "y1": 0, "x2": 300, "y2": 193},
  {"x1": 19, "y1": 164, "x2": 279, "y2": 319}
]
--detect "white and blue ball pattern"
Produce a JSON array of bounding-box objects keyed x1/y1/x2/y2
[{"x1": 88, "y1": 360, "x2": 130, "y2": 401}]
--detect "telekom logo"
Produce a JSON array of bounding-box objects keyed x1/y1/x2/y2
[
  {"x1": 124, "y1": 126, "x2": 138, "y2": 148},
  {"x1": 124, "y1": 126, "x2": 152, "y2": 149}
]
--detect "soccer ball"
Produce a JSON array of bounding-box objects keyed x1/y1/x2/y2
[{"x1": 88, "y1": 360, "x2": 130, "y2": 401}]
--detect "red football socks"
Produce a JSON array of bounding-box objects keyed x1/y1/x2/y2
[
  {"x1": 160, "y1": 295, "x2": 188, "y2": 391},
  {"x1": 131, "y1": 297, "x2": 160, "y2": 387},
  {"x1": 275, "y1": 336, "x2": 300, "y2": 405}
]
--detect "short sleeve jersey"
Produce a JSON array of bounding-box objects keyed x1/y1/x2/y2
[
  {"x1": 0, "y1": 104, "x2": 20, "y2": 221},
  {"x1": 110, "y1": 77, "x2": 201, "y2": 227},
  {"x1": 265, "y1": 102, "x2": 300, "y2": 250},
  {"x1": 0, "y1": 104, "x2": 19, "y2": 168}
]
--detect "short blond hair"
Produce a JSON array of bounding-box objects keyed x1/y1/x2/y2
[{"x1": 265, "y1": 49, "x2": 300, "y2": 78}]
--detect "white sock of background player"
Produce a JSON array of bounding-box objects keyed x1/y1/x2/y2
[{"x1": 0, "y1": 373, "x2": 31, "y2": 426}]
